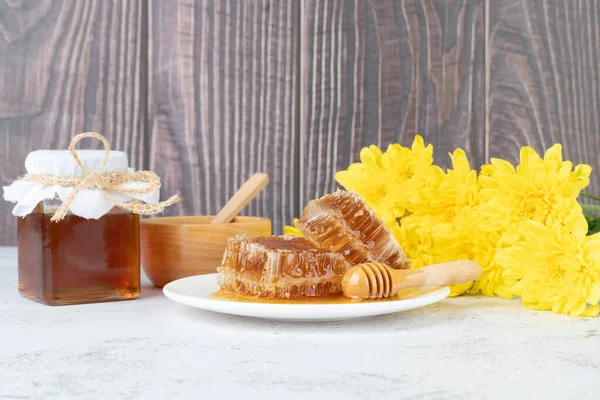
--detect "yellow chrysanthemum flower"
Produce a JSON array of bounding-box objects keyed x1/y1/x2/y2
[
  {"x1": 543, "y1": 144, "x2": 591, "y2": 197},
  {"x1": 408, "y1": 149, "x2": 479, "y2": 223},
  {"x1": 336, "y1": 136, "x2": 435, "y2": 221},
  {"x1": 471, "y1": 230, "x2": 516, "y2": 299},
  {"x1": 497, "y1": 210, "x2": 600, "y2": 317},
  {"x1": 381, "y1": 135, "x2": 434, "y2": 185},
  {"x1": 479, "y1": 145, "x2": 591, "y2": 231},
  {"x1": 283, "y1": 218, "x2": 303, "y2": 237}
]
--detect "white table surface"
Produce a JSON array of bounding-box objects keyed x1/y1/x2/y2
[{"x1": 1, "y1": 246, "x2": 599, "y2": 400}]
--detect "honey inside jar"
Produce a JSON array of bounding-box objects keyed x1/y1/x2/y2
[{"x1": 18, "y1": 203, "x2": 140, "y2": 306}]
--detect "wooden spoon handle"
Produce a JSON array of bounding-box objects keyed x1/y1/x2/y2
[
  {"x1": 212, "y1": 173, "x2": 269, "y2": 224},
  {"x1": 392, "y1": 260, "x2": 482, "y2": 292}
]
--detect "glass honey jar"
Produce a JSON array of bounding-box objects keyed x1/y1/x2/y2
[
  {"x1": 17, "y1": 200, "x2": 140, "y2": 305},
  {"x1": 3, "y1": 133, "x2": 180, "y2": 306}
]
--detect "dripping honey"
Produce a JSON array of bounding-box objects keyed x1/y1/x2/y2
[
  {"x1": 210, "y1": 287, "x2": 441, "y2": 304},
  {"x1": 18, "y1": 205, "x2": 140, "y2": 305}
]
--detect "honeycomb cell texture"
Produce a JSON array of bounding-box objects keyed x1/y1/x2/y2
[
  {"x1": 297, "y1": 190, "x2": 410, "y2": 270},
  {"x1": 217, "y1": 235, "x2": 350, "y2": 298}
]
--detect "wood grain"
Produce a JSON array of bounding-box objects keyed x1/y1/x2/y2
[
  {"x1": 299, "y1": 0, "x2": 486, "y2": 205},
  {"x1": 0, "y1": 0, "x2": 146, "y2": 245},
  {"x1": 487, "y1": 0, "x2": 600, "y2": 195},
  {"x1": 148, "y1": 0, "x2": 298, "y2": 234}
]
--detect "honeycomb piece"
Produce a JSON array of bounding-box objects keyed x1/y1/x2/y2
[
  {"x1": 297, "y1": 190, "x2": 410, "y2": 270},
  {"x1": 217, "y1": 235, "x2": 350, "y2": 298}
]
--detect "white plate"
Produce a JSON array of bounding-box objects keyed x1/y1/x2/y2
[{"x1": 163, "y1": 274, "x2": 450, "y2": 322}]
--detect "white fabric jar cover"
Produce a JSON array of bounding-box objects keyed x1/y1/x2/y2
[{"x1": 3, "y1": 149, "x2": 161, "y2": 219}]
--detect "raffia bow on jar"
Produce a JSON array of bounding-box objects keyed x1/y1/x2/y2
[{"x1": 3, "y1": 132, "x2": 180, "y2": 221}]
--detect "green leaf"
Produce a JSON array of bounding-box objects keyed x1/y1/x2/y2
[
  {"x1": 580, "y1": 192, "x2": 600, "y2": 202},
  {"x1": 585, "y1": 212, "x2": 600, "y2": 236}
]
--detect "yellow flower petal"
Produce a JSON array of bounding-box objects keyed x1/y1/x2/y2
[
  {"x1": 411, "y1": 135, "x2": 425, "y2": 151},
  {"x1": 543, "y1": 144, "x2": 563, "y2": 163},
  {"x1": 585, "y1": 282, "x2": 600, "y2": 305},
  {"x1": 490, "y1": 157, "x2": 515, "y2": 174},
  {"x1": 360, "y1": 145, "x2": 384, "y2": 167},
  {"x1": 449, "y1": 281, "x2": 474, "y2": 297},
  {"x1": 283, "y1": 218, "x2": 303, "y2": 237},
  {"x1": 519, "y1": 146, "x2": 542, "y2": 169},
  {"x1": 582, "y1": 304, "x2": 600, "y2": 317}
]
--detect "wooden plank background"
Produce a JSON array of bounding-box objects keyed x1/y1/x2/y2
[
  {"x1": 1, "y1": 0, "x2": 599, "y2": 244},
  {"x1": 487, "y1": 0, "x2": 600, "y2": 178}
]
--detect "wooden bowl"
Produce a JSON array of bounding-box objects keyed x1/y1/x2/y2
[{"x1": 141, "y1": 216, "x2": 271, "y2": 287}]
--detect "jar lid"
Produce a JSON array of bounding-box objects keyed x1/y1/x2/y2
[
  {"x1": 2, "y1": 132, "x2": 180, "y2": 220},
  {"x1": 25, "y1": 150, "x2": 129, "y2": 178}
]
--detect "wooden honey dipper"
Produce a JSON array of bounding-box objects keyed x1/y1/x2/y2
[{"x1": 341, "y1": 260, "x2": 482, "y2": 300}]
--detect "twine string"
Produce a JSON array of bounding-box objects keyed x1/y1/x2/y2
[{"x1": 23, "y1": 132, "x2": 180, "y2": 222}]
